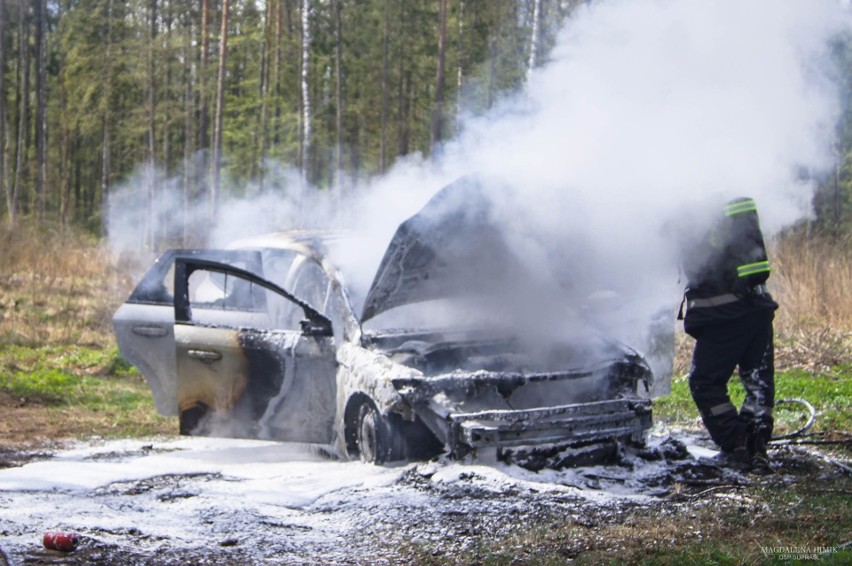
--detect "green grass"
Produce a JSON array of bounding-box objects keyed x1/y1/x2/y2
[
  {"x1": 0, "y1": 343, "x2": 173, "y2": 438},
  {"x1": 1, "y1": 367, "x2": 150, "y2": 409},
  {"x1": 0, "y1": 344, "x2": 143, "y2": 404},
  {"x1": 654, "y1": 365, "x2": 852, "y2": 436}
]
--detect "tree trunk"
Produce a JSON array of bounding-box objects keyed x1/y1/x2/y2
[
  {"x1": 834, "y1": 149, "x2": 842, "y2": 241},
  {"x1": 161, "y1": 2, "x2": 173, "y2": 171},
  {"x1": 211, "y1": 0, "x2": 230, "y2": 218},
  {"x1": 379, "y1": 0, "x2": 390, "y2": 173},
  {"x1": 100, "y1": 0, "x2": 114, "y2": 232},
  {"x1": 183, "y1": 6, "x2": 195, "y2": 244},
  {"x1": 34, "y1": 0, "x2": 47, "y2": 221},
  {"x1": 300, "y1": 0, "x2": 311, "y2": 182},
  {"x1": 430, "y1": 0, "x2": 448, "y2": 156},
  {"x1": 72, "y1": 130, "x2": 81, "y2": 220},
  {"x1": 10, "y1": 0, "x2": 30, "y2": 226},
  {"x1": 456, "y1": 0, "x2": 468, "y2": 134},
  {"x1": 396, "y1": 0, "x2": 408, "y2": 156},
  {"x1": 0, "y1": 0, "x2": 6, "y2": 221},
  {"x1": 258, "y1": 0, "x2": 272, "y2": 192},
  {"x1": 528, "y1": 0, "x2": 543, "y2": 80},
  {"x1": 59, "y1": 51, "x2": 71, "y2": 228},
  {"x1": 333, "y1": 0, "x2": 343, "y2": 192},
  {"x1": 487, "y1": 32, "x2": 497, "y2": 109},
  {"x1": 199, "y1": 0, "x2": 210, "y2": 190},
  {"x1": 147, "y1": 0, "x2": 158, "y2": 248},
  {"x1": 273, "y1": 0, "x2": 283, "y2": 149},
  {"x1": 101, "y1": 122, "x2": 110, "y2": 225}
]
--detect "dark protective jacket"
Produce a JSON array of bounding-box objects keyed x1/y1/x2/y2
[{"x1": 682, "y1": 197, "x2": 778, "y2": 336}]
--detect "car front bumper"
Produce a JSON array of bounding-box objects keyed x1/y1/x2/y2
[
  {"x1": 393, "y1": 364, "x2": 653, "y2": 459},
  {"x1": 448, "y1": 398, "x2": 652, "y2": 454}
]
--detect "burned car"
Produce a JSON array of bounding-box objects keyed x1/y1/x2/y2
[{"x1": 114, "y1": 178, "x2": 671, "y2": 467}]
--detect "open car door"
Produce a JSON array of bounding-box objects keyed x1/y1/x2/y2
[
  {"x1": 113, "y1": 250, "x2": 262, "y2": 416},
  {"x1": 173, "y1": 258, "x2": 337, "y2": 444}
]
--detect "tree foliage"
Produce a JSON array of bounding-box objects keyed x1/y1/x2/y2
[{"x1": 0, "y1": 0, "x2": 849, "y2": 242}]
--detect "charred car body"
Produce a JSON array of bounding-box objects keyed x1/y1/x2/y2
[{"x1": 114, "y1": 178, "x2": 671, "y2": 467}]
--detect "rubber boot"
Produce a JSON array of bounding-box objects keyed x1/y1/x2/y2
[{"x1": 747, "y1": 417, "x2": 773, "y2": 471}]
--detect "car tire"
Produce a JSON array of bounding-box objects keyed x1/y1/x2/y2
[{"x1": 354, "y1": 399, "x2": 401, "y2": 464}]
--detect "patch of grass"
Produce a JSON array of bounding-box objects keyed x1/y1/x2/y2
[
  {"x1": 0, "y1": 343, "x2": 135, "y2": 376},
  {"x1": 0, "y1": 344, "x2": 142, "y2": 406},
  {"x1": 773, "y1": 235, "x2": 852, "y2": 342},
  {"x1": 623, "y1": 485, "x2": 852, "y2": 566},
  {"x1": 654, "y1": 366, "x2": 852, "y2": 436},
  {"x1": 653, "y1": 374, "x2": 697, "y2": 426},
  {"x1": 0, "y1": 343, "x2": 172, "y2": 440},
  {"x1": 0, "y1": 224, "x2": 145, "y2": 348},
  {"x1": 2, "y1": 367, "x2": 76, "y2": 404},
  {"x1": 0, "y1": 367, "x2": 149, "y2": 410}
]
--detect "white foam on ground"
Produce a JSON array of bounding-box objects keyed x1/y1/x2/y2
[{"x1": 0, "y1": 433, "x2": 720, "y2": 561}]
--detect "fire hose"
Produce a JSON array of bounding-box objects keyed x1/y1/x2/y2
[
  {"x1": 767, "y1": 396, "x2": 852, "y2": 477},
  {"x1": 696, "y1": 397, "x2": 837, "y2": 446},
  {"x1": 769, "y1": 398, "x2": 817, "y2": 442}
]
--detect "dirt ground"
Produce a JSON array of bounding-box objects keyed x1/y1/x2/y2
[{"x1": 0, "y1": 392, "x2": 85, "y2": 451}]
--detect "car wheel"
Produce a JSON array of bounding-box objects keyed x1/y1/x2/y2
[{"x1": 355, "y1": 400, "x2": 392, "y2": 464}]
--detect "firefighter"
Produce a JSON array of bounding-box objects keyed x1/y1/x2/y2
[{"x1": 680, "y1": 197, "x2": 778, "y2": 468}]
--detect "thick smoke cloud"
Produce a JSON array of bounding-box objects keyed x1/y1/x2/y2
[
  {"x1": 108, "y1": 0, "x2": 849, "y2": 387},
  {"x1": 430, "y1": 0, "x2": 844, "y2": 321},
  {"x1": 431, "y1": 0, "x2": 849, "y2": 387},
  {"x1": 464, "y1": 0, "x2": 845, "y2": 222}
]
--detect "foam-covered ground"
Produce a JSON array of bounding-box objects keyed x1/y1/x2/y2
[{"x1": 0, "y1": 433, "x2": 814, "y2": 564}]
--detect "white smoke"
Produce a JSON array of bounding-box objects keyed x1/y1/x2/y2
[
  {"x1": 108, "y1": 0, "x2": 849, "y2": 383},
  {"x1": 432, "y1": 0, "x2": 849, "y2": 387},
  {"x1": 451, "y1": 0, "x2": 847, "y2": 240},
  {"x1": 376, "y1": 0, "x2": 840, "y2": 294}
]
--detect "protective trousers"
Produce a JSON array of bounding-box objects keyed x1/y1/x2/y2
[{"x1": 687, "y1": 309, "x2": 775, "y2": 453}]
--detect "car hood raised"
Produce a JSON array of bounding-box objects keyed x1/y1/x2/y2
[{"x1": 361, "y1": 176, "x2": 520, "y2": 322}]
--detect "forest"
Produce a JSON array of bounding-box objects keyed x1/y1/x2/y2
[
  {"x1": 0, "y1": 0, "x2": 584, "y2": 239},
  {"x1": 0, "y1": 4, "x2": 850, "y2": 562},
  {"x1": 0, "y1": 0, "x2": 849, "y2": 243}
]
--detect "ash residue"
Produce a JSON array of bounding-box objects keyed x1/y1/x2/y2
[
  {"x1": 0, "y1": 446, "x2": 53, "y2": 469},
  {"x1": 93, "y1": 472, "x2": 225, "y2": 497}
]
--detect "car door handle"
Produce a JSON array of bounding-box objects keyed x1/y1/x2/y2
[
  {"x1": 187, "y1": 349, "x2": 223, "y2": 362},
  {"x1": 131, "y1": 325, "x2": 168, "y2": 337}
]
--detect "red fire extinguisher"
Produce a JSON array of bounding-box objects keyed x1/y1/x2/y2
[{"x1": 43, "y1": 531, "x2": 80, "y2": 552}]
